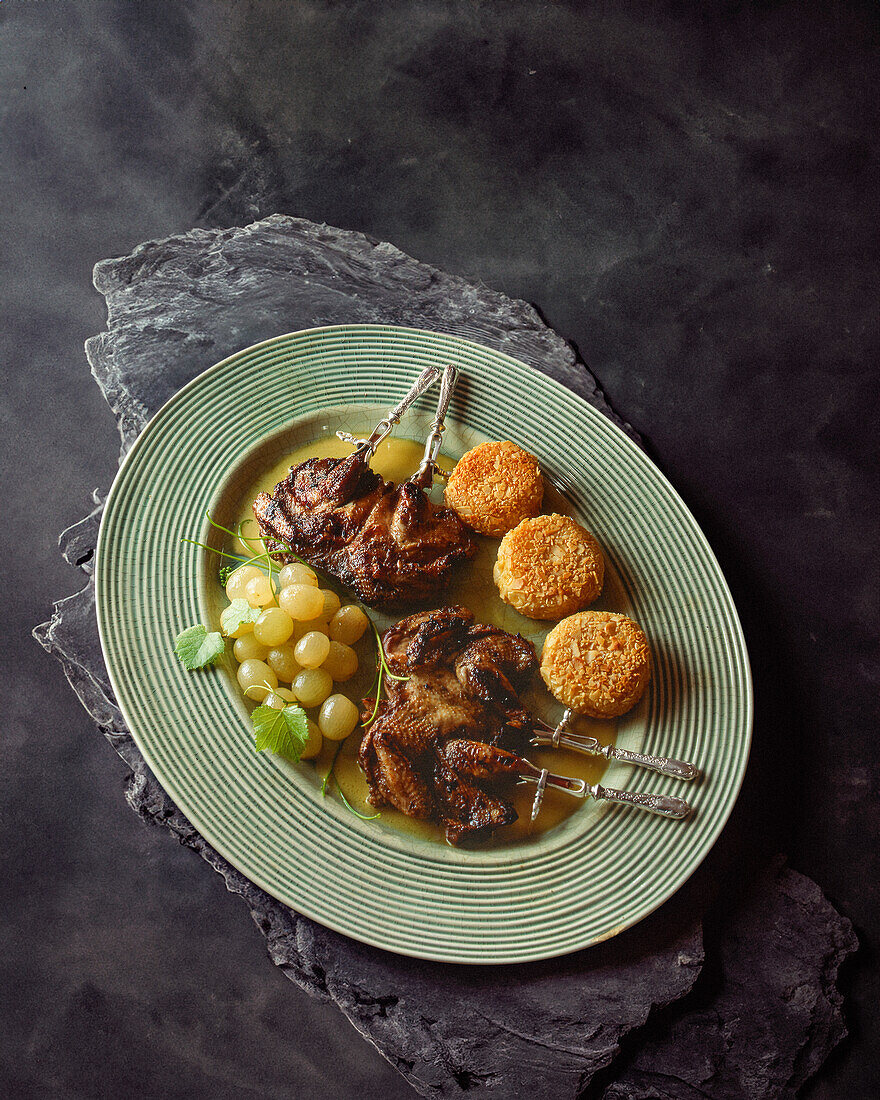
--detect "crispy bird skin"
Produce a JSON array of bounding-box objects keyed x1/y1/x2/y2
[
  {"x1": 441, "y1": 739, "x2": 527, "y2": 782},
  {"x1": 252, "y1": 454, "x2": 476, "y2": 609},
  {"x1": 359, "y1": 606, "x2": 537, "y2": 844}
]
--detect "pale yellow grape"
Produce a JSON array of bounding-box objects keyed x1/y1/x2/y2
[
  {"x1": 299, "y1": 720, "x2": 323, "y2": 760},
  {"x1": 293, "y1": 668, "x2": 333, "y2": 707},
  {"x1": 294, "y1": 631, "x2": 331, "y2": 669},
  {"x1": 225, "y1": 564, "x2": 263, "y2": 601},
  {"x1": 279, "y1": 562, "x2": 319, "y2": 588},
  {"x1": 318, "y1": 694, "x2": 360, "y2": 741},
  {"x1": 267, "y1": 644, "x2": 300, "y2": 683},
  {"x1": 233, "y1": 635, "x2": 269, "y2": 662},
  {"x1": 319, "y1": 589, "x2": 342, "y2": 620},
  {"x1": 321, "y1": 641, "x2": 359, "y2": 682},
  {"x1": 226, "y1": 614, "x2": 256, "y2": 640},
  {"x1": 278, "y1": 583, "x2": 325, "y2": 621},
  {"x1": 290, "y1": 618, "x2": 327, "y2": 644},
  {"x1": 245, "y1": 573, "x2": 276, "y2": 608},
  {"x1": 253, "y1": 607, "x2": 294, "y2": 646},
  {"x1": 263, "y1": 692, "x2": 286, "y2": 710},
  {"x1": 329, "y1": 604, "x2": 369, "y2": 645},
  {"x1": 237, "y1": 659, "x2": 278, "y2": 695},
  {"x1": 275, "y1": 686, "x2": 298, "y2": 703}
]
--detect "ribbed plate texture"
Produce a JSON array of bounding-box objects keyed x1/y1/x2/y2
[{"x1": 96, "y1": 326, "x2": 751, "y2": 962}]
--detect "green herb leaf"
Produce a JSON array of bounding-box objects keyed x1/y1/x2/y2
[
  {"x1": 220, "y1": 598, "x2": 261, "y2": 636},
  {"x1": 252, "y1": 704, "x2": 310, "y2": 762},
  {"x1": 174, "y1": 625, "x2": 226, "y2": 670}
]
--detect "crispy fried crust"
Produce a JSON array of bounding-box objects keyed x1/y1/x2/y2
[
  {"x1": 494, "y1": 514, "x2": 604, "y2": 619},
  {"x1": 540, "y1": 611, "x2": 651, "y2": 718},
  {"x1": 253, "y1": 454, "x2": 476, "y2": 609},
  {"x1": 444, "y1": 441, "x2": 543, "y2": 537}
]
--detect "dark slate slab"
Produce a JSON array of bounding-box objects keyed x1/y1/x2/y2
[
  {"x1": 35, "y1": 216, "x2": 855, "y2": 1097},
  {"x1": 599, "y1": 859, "x2": 858, "y2": 1100},
  {"x1": 84, "y1": 214, "x2": 635, "y2": 458}
]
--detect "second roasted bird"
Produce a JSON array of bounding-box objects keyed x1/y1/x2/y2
[{"x1": 358, "y1": 606, "x2": 537, "y2": 843}]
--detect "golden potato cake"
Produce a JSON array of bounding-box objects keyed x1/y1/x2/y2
[
  {"x1": 493, "y1": 514, "x2": 604, "y2": 619},
  {"x1": 540, "y1": 611, "x2": 651, "y2": 718},
  {"x1": 444, "y1": 440, "x2": 543, "y2": 537}
]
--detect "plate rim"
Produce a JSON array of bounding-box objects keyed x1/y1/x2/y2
[{"x1": 96, "y1": 323, "x2": 753, "y2": 963}]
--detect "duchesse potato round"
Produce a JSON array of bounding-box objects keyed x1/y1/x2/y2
[
  {"x1": 444, "y1": 440, "x2": 543, "y2": 537},
  {"x1": 540, "y1": 611, "x2": 651, "y2": 718},
  {"x1": 493, "y1": 514, "x2": 604, "y2": 619}
]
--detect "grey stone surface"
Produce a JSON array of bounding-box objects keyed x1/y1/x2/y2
[
  {"x1": 85, "y1": 214, "x2": 636, "y2": 459},
  {"x1": 34, "y1": 216, "x2": 856, "y2": 1098},
  {"x1": 598, "y1": 860, "x2": 858, "y2": 1100}
]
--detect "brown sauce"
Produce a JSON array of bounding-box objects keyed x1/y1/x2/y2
[{"x1": 231, "y1": 433, "x2": 621, "y2": 846}]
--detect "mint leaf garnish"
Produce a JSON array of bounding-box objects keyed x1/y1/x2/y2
[
  {"x1": 174, "y1": 625, "x2": 225, "y2": 669},
  {"x1": 220, "y1": 598, "x2": 261, "y2": 636},
  {"x1": 252, "y1": 704, "x2": 310, "y2": 762}
]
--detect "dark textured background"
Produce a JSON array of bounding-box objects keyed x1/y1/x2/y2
[{"x1": 2, "y1": 2, "x2": 878, "y2": 1097}]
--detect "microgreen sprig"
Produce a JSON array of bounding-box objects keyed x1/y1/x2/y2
[
  {"x1": 204, "y1": 514, "x2": 282, "y2": 599},
  {"x1": 338, "y1": 787, "x2": 381, "y2": 821},
  {"x1": 179, "y1": 538, "x2": 252, "y2": 571},
  {"x1": 321, "y1": 742, "x2": 342, "y2": 796},
  {"x1": 242, "y1": 680, "x2": 277, "y2": 702},
  {"x1": 362, "y1": 618, "x2": 409, "y2": 729},
  {"x1": 181, "y1": 512, "x2": 305, "y2": 587},
  {"x1": 321, "y1": 742, "x2": 380, "y2": 820}
]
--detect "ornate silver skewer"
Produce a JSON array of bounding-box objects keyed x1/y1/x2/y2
[
  {"x1": 516, "y1": 758, "x2": 692, "y2": 822},
  {"x1": 410, "y1": 364, "x2": 458, "y2": 489},
  {"x1": 532, "y1": 708, "x2": 700, "y2": 782},
  {"x1": 336, "y1": 364, "x2": 442, "y2": 456}
]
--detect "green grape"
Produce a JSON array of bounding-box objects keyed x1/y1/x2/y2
[
  {"x1": 267, "y1": 644, "x2": 300, "y2": 683},
  {"x1": 237, "y1": 658, "x2": 278, "y2": 695},
  {"x1": 279, "y1": 562, "x2": 319, "y2": 588},
  {"x1": 245, "y1": 573, "x2": 276, "y2": 608},
  {"x1": 319, "y1": 589, "x2": 342, "y2": 620},
  {"x1": 253, "y1": 607, "x2": 294, "y2": 646},
  {"x1": 278, "y1": 583, "x2": 325, "y2": 621},
  {"x1": 318, "y1": 694, "x2": 360, "y2": 741},
  {"x1": 294, "y1": 631, "x2": 331, "y2": 669},
  {"x1": 321, "y1": 641, "x2": 358, "y2": 682},
  {"x1": 226, "y1": 564, "x2": 263, "y2": 601},
  {"x1": 233, "y1": 634, "x2": 269, "y2": 662},
  {"x1": 328, "y1": 605, "x2": 369, "y2": 645},
  {"x1": 293, "y1": 668, "x2": 333, "y2": 708},
  {"x1": 299, "y1": 719, "x2": 323, "y2": 760}
]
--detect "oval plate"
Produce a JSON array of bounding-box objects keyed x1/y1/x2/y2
[{"x1": 96, "y1": 325, "x2": 752, "y2": 963}]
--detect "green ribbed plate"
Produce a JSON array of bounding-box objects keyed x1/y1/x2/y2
[{"x1": 96, "y1": 325, "x2": 751, "y2": 963}]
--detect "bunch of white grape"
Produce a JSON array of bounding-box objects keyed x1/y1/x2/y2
[{"x1": 223, "y1": 561, "x2": 370, "y2": 760}]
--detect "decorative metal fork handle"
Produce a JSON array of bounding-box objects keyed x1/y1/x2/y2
[
  {"x1": 517, "y1": 764, "x2": 692, "y2": 821},
  {"x1": 532, "y1": 708, "x2": 700, "y2": 782},
  {"x1": 337, "y1": 364, "x2": 442, "y2": 455},
  {"x1": 411, "y1": 364, "x2": 458, "y2": 488}
]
